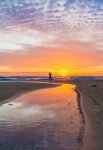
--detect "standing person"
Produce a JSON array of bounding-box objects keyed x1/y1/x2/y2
[{"x1": 49, "y1": 72, "x2": 52, "y2": 80}]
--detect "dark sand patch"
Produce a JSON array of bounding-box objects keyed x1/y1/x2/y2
[{"x1": 0, "y1": 82, "x2": 60, "y2": 103}]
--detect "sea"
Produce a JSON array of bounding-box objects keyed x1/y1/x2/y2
[{"x1": 0, "y1": 76, "x2": 103, "y2": 82}]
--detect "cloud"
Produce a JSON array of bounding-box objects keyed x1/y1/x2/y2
[
  {"x1": 0, "y1": 0, "x2": 103, "y2": 52},
  {"x1": 0, "y1": 0, "x2": 103, "y2": 29},
  {"x1": 0, "y1": 28, "x2": 57, "y2": 53}
]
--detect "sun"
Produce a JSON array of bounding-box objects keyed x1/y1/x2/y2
[
  {"x1": 62, "y1": 73, "x2": 66, "y2": 77},
  {"x1": 58, "y1": 70, "x2": 67, "y2": 77}
]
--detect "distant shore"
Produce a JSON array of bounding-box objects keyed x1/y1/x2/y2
[{"x1": 0, "y1": 80, "x2": 103, "y2": 150}]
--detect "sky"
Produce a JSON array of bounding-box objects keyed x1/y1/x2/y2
[{"x1": 0, "y1": 0, "x2": 103, "y2": 76}]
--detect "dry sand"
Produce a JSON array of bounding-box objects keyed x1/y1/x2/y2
[{"x1": 75, "y1": 80, "x2": 103, "y2": 150}]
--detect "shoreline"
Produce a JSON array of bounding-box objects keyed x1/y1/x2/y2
[
  {"x1": 75, "y1": 87, "x2": 85, "y2": 150},
  {"x1": 75, "y1": 86, "x2": 92, "y2": 150},
  {"x1": 75, "y1": 80, "x2": 103, "y2": 150},
  {"x1": 80, "y1": 90, "x2": 94, "y2": 150}
]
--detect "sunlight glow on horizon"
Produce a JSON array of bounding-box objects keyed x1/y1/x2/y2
[
  {"x1": 0, "y1": 0, "x2": 103, "y2": 76},
  {"x1": 0, "y1": 66, "x2": 103, "y2": 76}
]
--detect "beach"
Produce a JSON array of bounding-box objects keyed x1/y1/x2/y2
[
  {"x1": 75, "y1": 80, "x2": 103, "y2": 150},
  {"x1": 0, "y1": 80, "x2": 103, "y2": 150}
]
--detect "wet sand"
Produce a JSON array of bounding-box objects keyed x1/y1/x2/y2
[
  {"x1": 0, "y1": 80, "x2": 103, "y2": 150},
  {"x1": 0, "y1": 82, "x2": 60, "y2": 102}
]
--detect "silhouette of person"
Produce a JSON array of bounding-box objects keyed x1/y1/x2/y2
[{"x1": 49, "y1": 72, "x2": 52, "y2": 80}]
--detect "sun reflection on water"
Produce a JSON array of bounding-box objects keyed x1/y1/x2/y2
[{"x1": 0, "y1": 84, "x2": 81, "y2": 150}]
